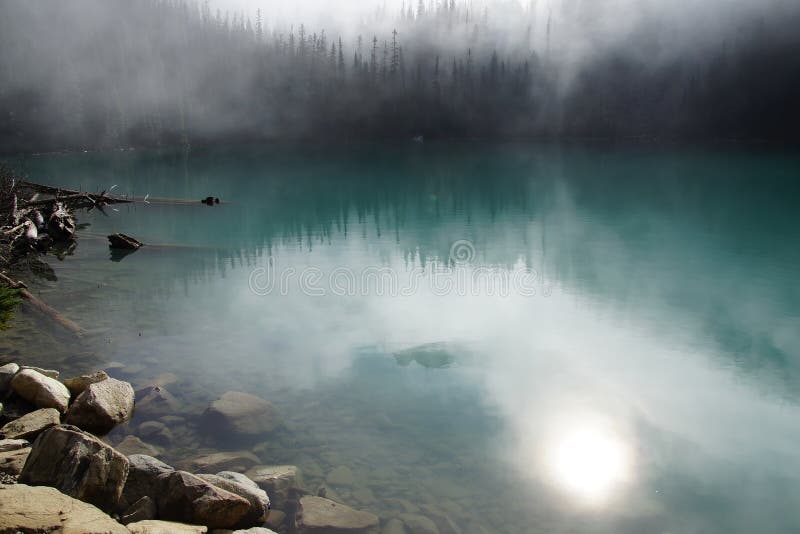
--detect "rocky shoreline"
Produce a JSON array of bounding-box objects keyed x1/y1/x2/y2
[{"x1": 0, "y1": 362, "x2": 398, "y2": 534}]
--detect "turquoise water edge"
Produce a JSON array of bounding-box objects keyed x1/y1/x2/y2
[{"x1": 2, "y1": 142, "x2": 799, "y2": 533}]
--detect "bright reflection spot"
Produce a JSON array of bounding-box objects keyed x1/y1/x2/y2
[{"x1": 544, "y1": 418, "x2": 633, "y2": 505}]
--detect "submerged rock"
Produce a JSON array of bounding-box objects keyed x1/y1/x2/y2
[
  {"x1": 418, "y1": 504, "x2": 462, "y2": 534},
  {"x1": 65, "y1": 377, "x2": 135, "y2": 435},
  {"x1": 10, "y1": 368, "x2": 71, "y2": 412},
  {"x1": 0, "y1": 484, "x2": 129, "y2": 534},
  {"x1": 245, "y1": 465, "x2": 302, "y2": 509},
  {"x1": 382, "y1": 518, "x2": 407, "y2": 534},
  {"x1": 398, "y1": 514, "x2": 440, "y2": 534},
  {"x1": 117, "y1": 435, "x2": 163, "y2": 457},
  {"x1": 326, "y1": 465, "x2": 355, "y2": 487},
  {"x1": 265, "y1": 509, "x2": 286, "y2": 530},
  {"x1": 128, "y1": 519, "x2": 208, "y2": 533},
  {"x1": 187, "y1": 451, "x2": 261, "y2": 473},
  {"x1": 198, "y1": 471, "x2": 271, "y2": 527},
  {"x1": 295, "y1": 496, "x2": 379, "y2": 534},
  {"x1": 19, "y1": 424, "x2": 129, "y2": 512},
  {"x1": 0, "y1": 407, "x2": 59, "y2": 440},
  {"x1": 0, "y1": 446, "x2": 31, "y2": 476},
  {"x1": 138, "y1": 420, "x2": 174, "y2": 445},
  {"x1": 63, "y1": 370, "x2": 110, "y2": 396},
  {"x1": 136, "y1": 385, "x2": 180, "y2": 417},
  {"x1": 156, "y1": 470, "x2": 252, "y2": 529},
  {"x1": 204, "y1": 391, "x2": 280, "y2": 437}
]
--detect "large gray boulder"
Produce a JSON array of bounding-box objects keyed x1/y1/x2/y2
[
  {"x1": 295, "y1": 496, "x2": 379, "y2": 534},
  {"x1": 0, "y1": 407, "x2": 59, "y2": 440},
  {"x1": 198, "y1": 471, "x2": 271, "y2": 528},
  {"x1": 120, "y1": 454, "x2": 175, "y2": 511},
  {"x1": 63, "y1": 370, "x2": 110, "y2": 396},
  {"x1": 245, "y1": 465, "x2": 301, "y2": 509},
  {"x1": 187, "y1": 451, "x2": 261, "y2": 473},
  {"x1": 66, "y1": 377, "x2": 135, "y2": 435},
  {"x1": 10, "y1": 368, "x2": 71, "y2": 412},
  {"x1": 0, "y1": 484, "x2": 129, "y2": 534},
  {"x1": 156, "y1": 470, "x2": 252, "y2": 529},
  {"x1": 204, "y1": 391, "x2": 280, "y2": 437},
  {"x1": 0, "y1": 362, "x2": 20, "y2": 395},
  {"x1": 19, "y1": 424, "x2": 129, "y2": 512}
]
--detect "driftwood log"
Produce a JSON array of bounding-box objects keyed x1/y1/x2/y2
[
  {"x1": 0, "y1": 271, "x2": 85, "y2": 336},
  {"x1": 108, "y1": 233, "x2": 143, "y2": 250},
  {"x1": 20, "y1": 180, "x2": 224, "y2": 207}
]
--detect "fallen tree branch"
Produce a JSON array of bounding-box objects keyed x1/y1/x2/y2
[{"x1": 0, "y1": 271, "x2": 85, "y2": 336}]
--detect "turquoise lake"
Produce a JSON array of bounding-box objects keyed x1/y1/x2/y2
[{"x1": 2, "y1": 142, "x2": 799, "y2": 533}]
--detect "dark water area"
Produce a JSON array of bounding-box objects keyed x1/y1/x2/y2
[{"x1": 2, "y1": 142, "x2": 799, "y2": 533}]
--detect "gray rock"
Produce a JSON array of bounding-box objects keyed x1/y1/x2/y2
[
  {"x1": 0, "y1": 484, "x2": 129, "y2": 534},
  {"x1": 10, "y1": 368, "x2": 71, "y2": 412},
  {"x1": 296, "y1": 496, "x2": 380, "y2": 534},
  {"x1": 198, "y1": 471, "x2": 270, "y2": 527},
  {"x1": 0, "y1": 407, "x2": 60, "y2": 440},
  {"x1": 121, "y1": 495, "x2": 158, "y2": 525},
  {"x1": 0, "y1": 362, "x2": 20, "y2": 395},
  {"x1": 117, "y1": 435, "x2": 162, "y2": 457},
  {"x1": 156, "y1": 470, "x2": 252, "y2": 529},
  {"x1": 65, "y1": 377, "x2": 135, "y2": 435},
  {"x1": 128, "y1": 520, "x2": 208, "y2": 533},
  {"x1": 0, "y1": 446, "x2": 31, "y2": 476},
  {"x1": 0, "y1": 438, "x2": 29, "y2": 452},
  {"x1": 187, "y1": 450, "x2": 261, "y2": 473},
  {"x1": 204, "y1": 391, "x2": 280, "y2": 437},
  {"x1": 121, "y1": 454, "x2": 175, "y2": 510},
  {"x1": 62, "y1": 370, "x2": 110, "y2": 396},
  {"x1": 19, "y1": 424, "x2": 129, "y2": 512},
  {"x1": 245, "y1": 464, "x2": 302, "y2": 509}
]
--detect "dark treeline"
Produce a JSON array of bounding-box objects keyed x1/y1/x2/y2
[{"x1": 1, "y1": 0, "x2": 799, "y2": 153}]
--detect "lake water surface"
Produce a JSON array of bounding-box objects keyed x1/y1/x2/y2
[{"x1": 2, "y1": 142, "x2": 799, "y2": 533}]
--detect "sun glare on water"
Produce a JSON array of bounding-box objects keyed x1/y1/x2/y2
[{"x1": 544, "y1": 418, "x2": 633, "y2": 505}]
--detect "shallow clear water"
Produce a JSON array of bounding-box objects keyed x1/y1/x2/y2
[{"x1": 3, "y1": 142, "x2": 800, "y2": 533}]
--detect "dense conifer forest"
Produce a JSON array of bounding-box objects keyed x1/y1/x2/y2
[{"x1": 1, "y1": 0, "x2": 798, "y2": 153}]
